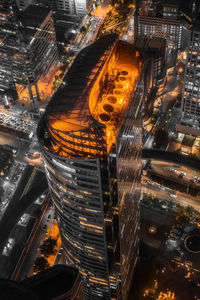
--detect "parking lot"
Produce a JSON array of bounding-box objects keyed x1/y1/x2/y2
[{"x1": 0, "y1": 112, "x2": 36, "y2": 138}]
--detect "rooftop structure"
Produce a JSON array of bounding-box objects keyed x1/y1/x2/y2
[
  {"x1": 54, "y1": 14, "x2": 82, "y2": 45},
  {"x1": 38, "y1": 34, "x2": 148, "y2": 299},
  {"x1": 42, "y1": 34, "x2": 141, "y2": 157}
]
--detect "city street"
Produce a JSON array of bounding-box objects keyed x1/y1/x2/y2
[
  {"x1": 149, "y1": 163, "x2": 200, "y2": 190},
  {"x1": 142, "y1": 182, "x2": 200, "y2": 212},
  {"x1": 0, "y1": 169, "x2": 48, "y2": 254},
  {"x1": 0, "y1": 130, "x2": 20, "y2": 148},
  {"x1": 13, "y1": 200, "x2": 53, "y2": 281}
]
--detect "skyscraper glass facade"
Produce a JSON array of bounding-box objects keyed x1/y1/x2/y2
[
  {"x1": 182, "y1": 28, "x2": 200, "y2": 120},
  {"x1": 0, "y1": 2, "x2": 59, "y2": 104},
  {"x1": 38, "y1": 34, "x2": 149, "y2": 299}
]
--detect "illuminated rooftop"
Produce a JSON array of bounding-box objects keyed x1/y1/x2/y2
[{"x1": 39, "y1": 34, "x2": 142, "y2": 158}]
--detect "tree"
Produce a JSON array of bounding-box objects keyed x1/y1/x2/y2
[
  {"x1": 80, "y1": 26, "x2": 87, "y2": 33},
  {"x1": 154, "y1": 127, "x2": 169, "y2": 149},
  {"x1": 33, "y1": 257, "x2": 50, "y2": 273},
  {"x1": 39, "y1": 237, "x2": 57, "y2": 257},
  {"x1": 185, "y1": 206, "x2": 195, "y2": 218}
]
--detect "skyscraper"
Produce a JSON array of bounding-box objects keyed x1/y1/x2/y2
[
  {"x1": 181, "y1": 0, "x2": 200, "y2": 121},
  {"x1": 0, "y1": 1, "x2": 59, "y2": 107},
  {"x1": 135, "y1": 0, "x2": 190, "y2": 51},
  {"x1": 38, "y1": 34, "x2": 153, "y2": 299},
  {"x1": 37, "y1": 0, "x2": 93, "y2": 16},
  {"x1": 0, "y1": 0, "x2": 21, "y2": 95},
  {"x1": 15, "y1": 0, "x2": 35, "y2": 11}
]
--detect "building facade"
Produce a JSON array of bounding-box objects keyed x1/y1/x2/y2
[
  {"x1": 0, "y1": 2, "x2": 59, "y2": 108},
  {"x1": 37, "y1": 0, "x2": 93, "y2": 16},
  {"x1": 15, "y1": 0, "x2": 35, "y2": 11},
  {"x1": 134, "y1": 36, "x2": 166, "y2": 84},
  {"x1": 180, "y1": 1, "x2": 200, "y2": 121},
  {"x1": 135, "y1": 0, "x2": 200, "y2": 122},
  {"x1": 181, "y1": 26, "x2": 200, "y2": 120},
  {"x1": 0, "y1": 0, "x2": 21, "y2": 95},
  {"x1": 135, "y1": 0, "x2": 191, "y2": 51},
  {"x1": 38, "y1": 34, "x2": 154, "y2": 299}
]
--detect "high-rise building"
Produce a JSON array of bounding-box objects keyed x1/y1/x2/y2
[
  {"x1": 135, "y1": 0, "x2": 200, "y2": 122},
  {"x1": 134, "y1": 36, "x2": 166, "y2": 85},
  {"x1": 181, "y1": 27, "x2": 200, "y2": 120},
  {"x1": 15, "y1": 0, "x2": 35, "y2": 11},
  {"x1": 135, "y1": 0, "x2": 190, "y2": 51},
  {"x1": 181, "y1": 0, "x2": 200, "y2": 121},
  {"x1": 0, "y1": 2, "x2": 59, "y2": 108},
  {"x1": 37, "y1": 0, "x2": 93, "y2": 16},
  {"x1": 38, "y1": 34, "x2": 154, "y2": 299},
  {"x1": 0, "y1": 0, "x2": 21, "y2": 96}
]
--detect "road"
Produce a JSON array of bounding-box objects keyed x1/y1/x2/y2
[
  {"x1": 0, "y1": 126, "x2": 44, "y2": 169},
  {"x1": 0, "y1": 130, "x2": 21, "y2": 148},
  {"x1": 149, "y1": 164, "x2": 200, "y2": 190},
  {"x1": 0, "y1": 165, "x2": 35, "y2": 220},
  {"x1": 80, "y1": 17, "x2": 102, "y2": 49},
  {"x1": 12, "y1": 199, "x2": 52, "y2": 281},
  {"x1": 153, "y1": 72, "x2": 182, "y2": 130},
  {"x1": 0, "y1": 170, "x2": 48, "y2": 254},
  {"x1": 142, "y1": 183, "x2": 200, "y2": 212},
  {"x1": 120, "y1": 8, "x2": 135, "y2": 42},
  {"x1": 142, "y1": 149, "x2": 200, "y2": 171}
]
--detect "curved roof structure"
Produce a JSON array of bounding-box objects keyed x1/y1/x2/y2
[
  {"x1": 45, "y1": 34, "x2": 118, "y2": 132},
  {"x1": 38, "y1": 34, "x2": 142, "y2": 158}
]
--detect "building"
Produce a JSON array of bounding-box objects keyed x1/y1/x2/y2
[
  {"x1": 181, "y1": 26, "x2": 200, "y2": 120},
  {"x1": 0, "y1": 265, "x2": 84, "y2": 300},
  {"x1": 0, "y1": 1, "x2": 21, "y2": 98},
  {"x1": 134, "y1": 36, "x2": 166, "y2": 84},
  {"x1": 53, "y1": 14, "x2": 83, "y2": 48},
  {"x1": 38, "y1": 34, "x2": 154, "y2": 299},
  {"x1": 37, "y1": 0, "x2": 93, "y2": 16},
  {"x1": 135, "y1": 0, "x2": 200, "y2": 122},
  {"x1": 181, "y1": 1, "x2": 200, "y2": 121},
  {"x1": 135, "y1": 0, "x2": 191, "y2": 51},
  {"x1": 18, "y1": 5, "x2": 59, "y2": 104},
  {"x1": 0, "y1": 2, "x2": 59, "y2": 109},
  {"x1": 15, "y1": 0, "x2": 35, "y2": 11}
]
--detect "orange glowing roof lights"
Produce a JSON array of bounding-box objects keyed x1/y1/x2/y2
[{"x1": 44, "y1": 38, "x2": 142, "y2": 157}]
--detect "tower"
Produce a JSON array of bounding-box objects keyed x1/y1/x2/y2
[
  {"x1": 181, "y1": 1, "x2": 200, "y2": 121},
  {"x1": 37, "y1": 0, "x2": 93, "y2": 16},
  {"x1": 0, "y1": 0, "x2": 21, "y2": 95},
  {"x1": 38, "y1": 34, "x2": 151, "y2": 299},
  {"x1": 0, "y1": 2, "x2": 59, "y2": 109}
]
